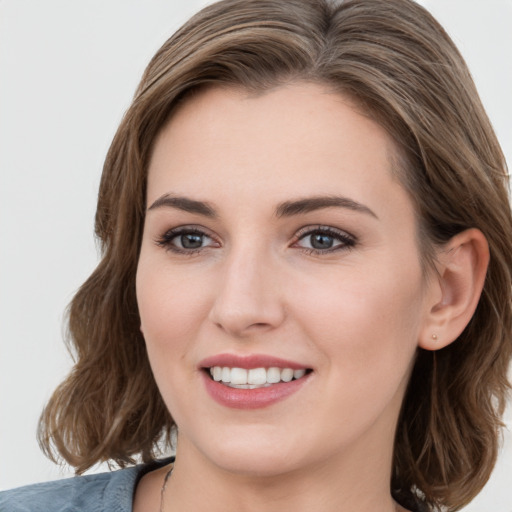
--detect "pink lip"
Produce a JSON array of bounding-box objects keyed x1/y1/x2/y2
[
  {"x1": 201, "y1": 372, "x2": 311, "y2": 409},
  {"x1": 199, "y1": 353, "x2": 312, "y2": 410},
  {"x1": 199, "y1": 353, "x2": 307, "y2": 370}
]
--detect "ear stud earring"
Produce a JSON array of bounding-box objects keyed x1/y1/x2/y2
[{"x1": 431, "y1": 333, "x2": 438, "y2": 341}]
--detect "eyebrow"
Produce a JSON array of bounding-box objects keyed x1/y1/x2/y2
[
  {"x1": 148, "y1": 194, "x2": 217, "y2": 217},
  {"x1": 147, "y1": 193, "x2": 377, "y2": 219},
  {"x1": 275, "y1": 195, "x2": 378, "y2": 219}
]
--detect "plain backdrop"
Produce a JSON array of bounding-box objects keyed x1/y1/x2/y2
[{"x1": 1, "y1": 1, "x2": 511, "y2": 510}]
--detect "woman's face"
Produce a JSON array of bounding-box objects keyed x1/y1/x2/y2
[{"x1": 137, "y1": 83, "x2": 437, "y2": 477}]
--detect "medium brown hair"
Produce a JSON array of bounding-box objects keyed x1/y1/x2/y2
[{"x1": 39, "y1": 1, "x2": 512, "y2": 510}]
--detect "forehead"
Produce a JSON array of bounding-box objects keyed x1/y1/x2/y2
[{"x1": 147, "y1": 83, "x2": 411, "y2": 222}]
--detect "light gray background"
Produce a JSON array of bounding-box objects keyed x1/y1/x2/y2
[{"x1": 1, "y1": 1, "x2": 511, "y2": 510}]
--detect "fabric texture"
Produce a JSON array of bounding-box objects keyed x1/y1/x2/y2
[
  {"x1": 0, "y1": 459, "x2": 172, "y2": 512},
  {"x1": 1, "y1": 458, "x2": 425, "y2": 512}
]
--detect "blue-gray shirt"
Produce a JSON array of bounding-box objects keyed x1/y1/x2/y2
[
  {"x1": 0, "y1": 459, "x2": 171, "y2": 512},
  {"x1": 1, "y1": 458, "x2": 426, "y2": 512}
]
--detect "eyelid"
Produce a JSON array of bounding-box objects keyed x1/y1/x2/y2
[
  {"x1": 292, "y1": 225, "x2": 357, "y2": 253},
  {"x1": 153, "y1": 223, "x2": 356, "y2": 256},
  {"x1": 294, "y1": 224, "x2": 356, "y2": 239},
  {"x1": 154, "y1": 224, "x2": 220, "y2": 254}
]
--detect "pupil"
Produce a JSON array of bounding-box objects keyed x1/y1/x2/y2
[
  {"x1": 311, "y1": 233, "x2": 333, "y2": 249},
  {"x1": 181, "y1": 233, "x2": 203, "y2": 249}
]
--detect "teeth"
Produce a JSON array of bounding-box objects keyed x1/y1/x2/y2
[
  {"x1": 293, "y1": 369, "x2": 306, "y2": 379},
  {"x1": 212, "y1": 366, "x2": 222, "y2": 381},
  {"x1": 230, "y1": 367, "x2": 248, "y2": 385},
  {"x1": 248, "y1": 368, "x2": 267, "y2": 385},
  {"x1": 267, "y1": 367, "x2": 281, "y2": 384},
  {"x1": 208, "y1": 366, "x2": 308, "y2": 387},
  {"x1": 281, "y1": 368, "x2": 293, "y2": 382}
]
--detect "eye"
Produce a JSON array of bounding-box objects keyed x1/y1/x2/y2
[
  {"x1": 294, "y1": 226, "x2": 356, "y2": 254},
  {"x1": 155, "y1": 226, "x2": 218, "y2": 254}
]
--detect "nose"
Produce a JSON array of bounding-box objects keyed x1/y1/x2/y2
[{"x1": 208, "y1": 247, "x2": 286, "y2": 337}]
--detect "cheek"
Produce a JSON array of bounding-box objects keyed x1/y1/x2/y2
[
  {"x1": 291, "y1": 257, "x2": 425, "y2": 382},
  {"x1": 136, "y1": 258, "x2": 210, "y2": 415},
  {"x1": 136, "y1": 255, "x2": 205, "y2": 343},
  {"x1": 291, "y1": 265, "x2": 424, "y2": 437},
  {"x1": 136, "y1": 258, "x2": 211, "y2": 361}
]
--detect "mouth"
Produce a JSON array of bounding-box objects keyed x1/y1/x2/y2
[
  {"x1": 199, "y1": 354, "x2": 313, "y2": 408},
  {"x1": 204, "y1": 366, "x2": 312, "y2": 389}
]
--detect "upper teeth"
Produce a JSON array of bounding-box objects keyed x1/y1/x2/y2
[{"x1": 209, "y1": 367, "x2": 306, "y2": 387}]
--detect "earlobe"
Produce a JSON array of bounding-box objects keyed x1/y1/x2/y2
[{"x1": 419, "y1": 228, "x2": 489, "y2": 351}]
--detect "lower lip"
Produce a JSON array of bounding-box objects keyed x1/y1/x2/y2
[{"x1": 202, "y1": 371, "x2": 310, "y2": 409}]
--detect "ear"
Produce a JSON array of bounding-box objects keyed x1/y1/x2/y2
[{"x1": 419, "y1": 228, "x2": 489, "y2": 351}]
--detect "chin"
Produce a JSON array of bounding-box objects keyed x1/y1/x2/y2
[
  {"x1": 213, "y1": 450, "x2": 307, "y2": 478},
  {"x1": 179, "y1": 425, "x2": 309, "y2": 477}
]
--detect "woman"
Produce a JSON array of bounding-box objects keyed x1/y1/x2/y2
[{"x1": 2, "y1": 0, "x2": 511, "y2": 511}]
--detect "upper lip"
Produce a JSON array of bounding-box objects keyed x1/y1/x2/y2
[{"x1": 199, "y1": 353, "x2": 309, "y2": 370}]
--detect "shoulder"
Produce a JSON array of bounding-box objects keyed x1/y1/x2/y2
[
  {"x1": 0, "y1": 471, "x2": 117, "y2": 512},
  {"x1": 0, "y1": 460, "x2": 172, "y2": 512}
]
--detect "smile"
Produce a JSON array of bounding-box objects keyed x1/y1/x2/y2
[
  {"x1": 208, "y1": 366, "x2": 308, "y2": 388},
  {"x1": 199, "y1": 355, "x2": 313, "y2": 409}
]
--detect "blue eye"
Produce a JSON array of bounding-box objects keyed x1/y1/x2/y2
[
  {"x1": 176, "y1": 232, "x2": 207, "y2": 249},
  {"x1": 295, "y1": 227, "x2": 356, "y2": 253},
  {"x1": 156, "y1": 227, "x2": 217, "y2": 253},
  {"x1": 308, "y1": 233, "x2": 336, "y2": 250}
]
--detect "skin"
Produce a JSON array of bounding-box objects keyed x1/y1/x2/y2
[{"x1": 134, "y1": 83, "x2": 488, "y2": 512}]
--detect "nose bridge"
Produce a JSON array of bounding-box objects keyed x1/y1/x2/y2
[{"x1": 209, "y1": 240, "x2": 284, "y2": 336}]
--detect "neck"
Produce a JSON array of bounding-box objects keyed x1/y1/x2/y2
[{"x1": 164, "y1": 433, "x2": 401, "y2": 512}]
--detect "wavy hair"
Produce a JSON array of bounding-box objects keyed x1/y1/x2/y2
[{"x1": 38, "y1": 1, "x2": 512, "y2": 510}]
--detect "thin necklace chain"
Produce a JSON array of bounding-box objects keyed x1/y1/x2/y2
[
  {"x1": 159, "y1": 467, "x2": 173, "y2": 512},
  {"x1": 159, "y1": 467, "x2": 405, "y2": 512}
]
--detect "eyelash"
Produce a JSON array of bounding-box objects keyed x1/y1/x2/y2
[
  {"x1": 155, "y1": 226, "x2": 219, "y2": 255},
  {"x1": 293, "y1": 225, "x2": 356, "y2": 255},
  {"x1": 154, "y1": 225, "x2": 357, "y2": 256}
]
